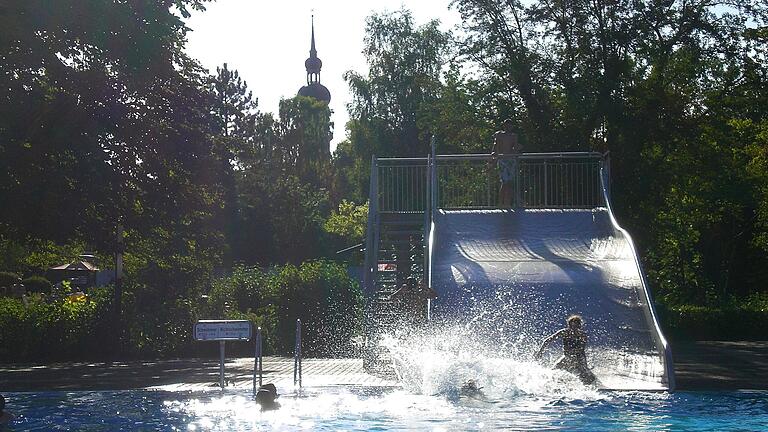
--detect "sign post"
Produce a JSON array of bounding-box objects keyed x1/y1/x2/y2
[{"x1": 194, "y1": 320, "x2": 252, "y2": 389}]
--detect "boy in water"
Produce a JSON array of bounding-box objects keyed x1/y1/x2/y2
[
  {"x1": 388, "y1": 277, "x2": 437, "y2": 328},
  {"x1": 254, "y1": 383, "x2": 280, "y2": 411},
  {"x1": 534, "y1": 315, "x2": 597, "y2": 385},
  {"x1": 0, "y1": 395, "x2": 14, "y2": 425}
]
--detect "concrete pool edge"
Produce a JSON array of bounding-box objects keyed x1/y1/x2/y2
[{"x1": 1, "y1": 341, "x2": 767, "y2": 392}]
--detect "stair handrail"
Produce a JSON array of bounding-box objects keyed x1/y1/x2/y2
[
  {"x1": 423, "y1": 147, "x2": 432, "y2": 292},
  {"x1": 426, "y1": 138, "x2": 438, "y2": 317},
  {"x1": 363, "y1": 155, "x2": 379, "y2": 295}
]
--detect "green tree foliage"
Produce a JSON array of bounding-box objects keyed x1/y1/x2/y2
[
  {"x1": 338, "y1": 9, "x2": 492, "y2": 201},
  {"x1": 208, "y1": 63, "x2": 260, "y2": 265},
  {"x1": 325, "y1": 200, "x2": 369, "y2": 244},
  {"x1": 345, "y1": 10, "x2": 450, "y2": 158},
  {"x1": 0, "y1": 0, "x2": 225, "y2": 300},
  {"x1": 204, "y1": 261, "x2": 363, "y2": 356},
  {"x1": 228, "y1": 95, "x2": 333, "y2": 265},
  {"x1": 276, "y1": 96, "x2": 333, "y2": 185},
  {"x1": 338, "y1": 10, "x2": 456, "y2": 199},
  {"x1": 450, "y1": 0, "x2": 768, "y2": 304}
]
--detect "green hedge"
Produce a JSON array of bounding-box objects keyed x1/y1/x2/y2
[
  {"x1": 0, "y1": 260, "x2": 362, "y2": 361},
  {"x1": 658, "y1": 303, "x2": 768, "y2": 341},
  {"x1": 203, "y1": 260, "x2": 363, "y2": 357},
  {"x1": 22, "y1": 275, "x2": 52, "y2": 294},
  {"x1": 0, "y1": 288, "x2": 115, "y2": 361},
  {"x1": 0, "y1": 271, "x2": 20, "y2": 288}
]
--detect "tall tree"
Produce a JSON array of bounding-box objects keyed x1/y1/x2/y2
[
  {"x1": 209, "y1": 63, "x2": 260, "y2": 264},
  {"x1": 338, "y1": 9, "x2": 455, "y2": 201},
  {"x1": 451, "y1": 0, "x2": 768, "y2": 303},
  {"x1": 0, "y1": 0, "x2": 224, "y2": 292},
  {"x1": 210, "y1": 63, "x2": 259, "y2": 166}
]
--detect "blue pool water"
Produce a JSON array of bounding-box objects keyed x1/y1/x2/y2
[{"x1": 4, "y1": 388, "x2": 768, "y2": 431}]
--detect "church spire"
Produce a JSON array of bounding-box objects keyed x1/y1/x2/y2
[
  {"x1": 310, "y1": 14, "x2": 317, "y2": 59},
  {"x1": 304, "y1": 14, "x2": 322, "y2": 84},
  {"x1": 298, "y1": 14, "x2": 331, "y2": 103}
]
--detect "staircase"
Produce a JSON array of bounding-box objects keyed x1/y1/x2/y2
[{"x1": 363, "y1": 212, "x2": 426, "y2": 374}]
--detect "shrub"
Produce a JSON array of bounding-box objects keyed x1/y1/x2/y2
[
  {"x1": 658, "y1": 302, "x2": 768, "y2": 340},
  {"x1": 0, "y1": 271, "x2": 21, "y2": 288},
  {"x1": 22, "y1": 275, "x2": 52, "y2": 294},
  {"x1": 204, "y1": 261, "x2": 363, "y2": 357},
  {"x1": 0, "y1": 287, "x2": 115, "y2": 362},
  {"x1": 275, "y1": 260, "x2": 363, "y2": 357}
]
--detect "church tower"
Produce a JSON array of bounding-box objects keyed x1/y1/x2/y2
[{"x1": 298, "y1": 15, "x2": 331, "y2": 103}]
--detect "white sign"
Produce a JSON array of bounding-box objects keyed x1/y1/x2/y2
[{"x1": 194, "y1": 320, "x2": 252, "y2": 341}]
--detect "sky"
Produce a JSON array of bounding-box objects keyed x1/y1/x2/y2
[{"x1": 183, "y1": 0, "x2": 462, "y2": 151}]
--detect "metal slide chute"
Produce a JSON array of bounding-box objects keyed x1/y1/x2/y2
[{"x1": 365, "y1": 150, "x2": 674, "y2": 390}]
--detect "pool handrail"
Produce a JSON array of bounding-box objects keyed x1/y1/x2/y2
[
  {"x1": 294, "y1": 319, "x2": 302, "y2": 387},
  {"x1": 253, "y1": 326, "x2": 263, "y2": 395}
]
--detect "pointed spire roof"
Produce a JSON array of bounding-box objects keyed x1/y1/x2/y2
[
  {"x1": 299, "y1": 14, "x2": 330, "y2": 103},
  {"x1": 310, "y1": 15, "x2": 317, "y2": 57},
  {"x1": 305, "y1": 14, "x2": 322, "y2": 75}
]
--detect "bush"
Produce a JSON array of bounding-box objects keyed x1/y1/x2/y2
[
  {"x1": 121, "y1": 281, "x2": 200, "y2": 358},
  {"x1": 204, "y1": 260, "x2": 363, "y2": 357},
  {"x1": 0, "y1": 271, "x2": 21, "y2": 288},
  {"x1": 273, "y1": 260, "x2": 364, "y2": 357},
  {"x1": 0, "y1": 260, "x2": 364, "y2": 362},
  {"x1": 658, "y1": 302, "x2": 768, "y2": 340},
  {"x1": 0, "y1": 287, "x2": 115, "y2": 362},
  {"x1": 22, "y1": 275, "x2": 52, "y2": 294}
]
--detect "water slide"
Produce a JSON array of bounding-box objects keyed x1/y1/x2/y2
[{"x1": 427, "y1": 174, "x2": 675, "y2": 391}]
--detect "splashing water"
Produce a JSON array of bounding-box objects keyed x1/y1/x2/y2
[
  {"x1": 380, "y1": 327, "x2": 604, "y2": 402},
  {"x1": 7, "y1": 387, "x2": 768, "y2": 431}
]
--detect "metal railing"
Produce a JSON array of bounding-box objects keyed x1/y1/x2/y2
[
  {"x1": 363, "y1": 156, "x2": 380, "y2": 296},
  {"x1": 253, "y1": 326, "x2": 263, "y2": 394},
  {"x1": 371, "y1": 152, "x2": 606, "y2": 212},
  {"x1": 376, "y1": 158, "x2": 429, "y2": 213},
  {"x1": 434, "y1": 153, "x2": 605, "y2": 209},
  {"x1": 293, "y1": 319, "x2": 302, "y2": 387}
]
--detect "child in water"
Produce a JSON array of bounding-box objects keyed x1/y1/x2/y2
[
  {"x1": 534, "y1": 315, "x2": 597, "y2": 385},
  {"x1": 0, "y1": 395, "x2": 15, "y2": 425}
]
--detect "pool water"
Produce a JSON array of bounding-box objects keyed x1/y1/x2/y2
[{"x1": 4, "y1": 388, "x2": 768, "y2": 431}]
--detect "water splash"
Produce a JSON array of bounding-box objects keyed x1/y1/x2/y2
[{"x1": 380, "y1": 328, "x2": 604, "y2": 401}]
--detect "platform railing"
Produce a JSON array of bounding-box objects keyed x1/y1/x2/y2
[
  {"x1": 372, "y1": 152, "x2": 606, "y2": 212},
  {"x1": 375, "y1": 158, "x2": 429, "y2": 213},
  {"x1": 434, "y1": 153, "x2": 605, "y2": 209}
]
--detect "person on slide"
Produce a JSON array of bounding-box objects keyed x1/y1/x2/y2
[{"x1": 534, "y1": 315, "x2": 597, "y2": 385}]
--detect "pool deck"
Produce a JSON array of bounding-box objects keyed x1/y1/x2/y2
[
  {"x1": 1, "y1": 341, "x2": 767, "y2": 392},
  {"x1": 672, "y1": 341, "x2": 768, "y2": 391},
  {"x1": 0, "y1": 357, "x2": 397, "y2": 392}
]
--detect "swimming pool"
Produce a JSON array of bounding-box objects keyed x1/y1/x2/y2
[{"x1": 5, "y1": 387, "x2": 768, "y2": 431}]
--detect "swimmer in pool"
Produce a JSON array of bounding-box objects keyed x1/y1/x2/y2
[
  {"x1": 254, "y1": 383, "x2": 280, "y2": 410},
  {"x1": 459, "y1": 379, "x2": 484, "y2": 398},
  {"x1": 0, "y1": 395, "x2": 15, "y2": 425},
  {"x1": 534, "y1": 315, "x2": 597, "y2": 385}
]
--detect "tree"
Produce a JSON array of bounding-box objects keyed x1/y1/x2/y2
[
  {"x1": 0, "y1": 0, "x2": 225, "y2": 301},
  {"x1": 451, "y1": 0, "x2": 768, "y2": 304},
  {"x1": 276, "y1": 96, "x2": 333, "y2": 185},
  {"x1": 210, "y1": 63, "x2": 259, "y2": 167},
  {"x1": 338, "y1": 9, "x2": 454, "y2": 200}
]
